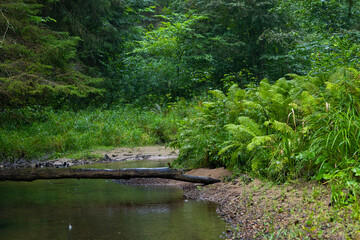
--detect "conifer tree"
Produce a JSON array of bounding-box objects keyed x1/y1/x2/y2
[{"x1": 0, "y1": 0, "x2": 103, "y2": 108}]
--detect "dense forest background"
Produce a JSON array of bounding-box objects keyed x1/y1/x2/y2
[
  {"x1": 1, "y1": 0, "x2": 360, "y2": 206},
  {"x1": 2, "y1": 0, "x2": 359, "y2": 108}
]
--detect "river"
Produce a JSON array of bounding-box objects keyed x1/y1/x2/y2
[{"x1": 0, "y1": 159, "x2": 228, "y2": 240}]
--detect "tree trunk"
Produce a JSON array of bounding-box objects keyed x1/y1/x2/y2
[{"x1": 0, "y1": 167, "x2": 220, "y2": 184}]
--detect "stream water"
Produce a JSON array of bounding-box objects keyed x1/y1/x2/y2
[{"x1": 0, "y1": 160, "x2": 228, "y2": 240}]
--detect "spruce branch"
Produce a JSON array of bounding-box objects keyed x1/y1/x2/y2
[{"x1": 0, "y1": 8, "x2": 10, "y2": 43}]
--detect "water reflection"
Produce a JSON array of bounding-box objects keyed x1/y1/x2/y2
[
  {"x1": 72, "y1": 159, "x2": 171, "y2": 169},
  {"x1": 135, "y1": 204, "x2": 171, "y2": 214},
  {"x1": 0, "y1": 159, "x2": 228, "y2": 240}
]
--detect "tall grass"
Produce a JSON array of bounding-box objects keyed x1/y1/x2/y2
[{"x1": 0, "y1": 104, "x2": 188, "y2": 162}]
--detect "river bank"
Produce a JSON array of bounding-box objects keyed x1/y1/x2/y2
[
  {"x1": 0, "y1": 146, "x2": 178, "y2": 169},
  {"x1": 182, "y1": 169, "x2": 360, "y2": 240}
]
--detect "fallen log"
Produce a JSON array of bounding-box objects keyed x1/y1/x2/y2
[{"x1": 0, "y1": 167, "x2": 220, "y2": 184}]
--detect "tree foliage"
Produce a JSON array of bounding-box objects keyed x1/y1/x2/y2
[
  {"x1": 0, "y1": 0, "x2": 103, "y2": 108},
  {"x1": 41, "y1": 0, "x2": 156, "y2": 104},
  {"x1": 118, "y1": 13, "x2": 214, "y2": 103}
]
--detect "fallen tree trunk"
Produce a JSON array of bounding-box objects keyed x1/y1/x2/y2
[{"x1": 0, "y1": 167, "x2": 220, "y2": 184}]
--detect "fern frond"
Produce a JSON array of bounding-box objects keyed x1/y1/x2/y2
[
  {"x1": 209, "y1": 89, "x2": 226, "y2": 100},
  {"x1": 243, "y1": 100, "x2": 262, "y2": 110},
  {"x1": 274, "y1": 78, "x2": 292, "y2": 92},
  {"x1": 225, "y1": 123, "x2": 257, "y2": 138},
  {"x1": 258, "y1": 79, "x2": 271, "y2": 91},
  {"x1": 300, "y1": 91, "x2": 318, "y2": 115},
  {"x1": 265, "y1": 120, "x2": 293, "y2": 135},
  {"x1": 201, "y1": 101, "x2": 215, "y2": 108},
  {"x1": 247, "y1": 135, "x2": 273, "y2": 151},
  {"x1": 231, "y1": 147, "x2": 242, "y2": 164},
  {"x1": 237, "y1": 116, "x2": 262, "y2": 136},
  {"x1": 227, "y1": 84, "x2": 245, "y2": 100},
  {"x1": 218, "y1": 142, "x2": 239, "y2": 155}
]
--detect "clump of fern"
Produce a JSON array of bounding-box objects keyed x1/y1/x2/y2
[
  {"x1": 175, "y1": 67, "x2": 360, "y2": 206},
  {"x1": 173, "y1": 86, "x2": 247, "y2": 168}
]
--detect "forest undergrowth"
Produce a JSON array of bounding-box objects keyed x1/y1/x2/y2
[{"x1": 172, "y1": 67, "x2": 360, "y2": 221}]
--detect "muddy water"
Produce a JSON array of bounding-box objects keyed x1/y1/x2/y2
[{"x1": 0, "y1": 160, "x2": 228, "y2": 240}]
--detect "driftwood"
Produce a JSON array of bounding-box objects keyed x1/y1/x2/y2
[{"x1": 0, "y1": 167, "x2": 220, "y2": 184}]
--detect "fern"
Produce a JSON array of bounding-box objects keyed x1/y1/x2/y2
[
  {"x1": 208, "y1": 89, "x2": 226, "y2": 100},
  {"x1": 265, "y1": 120, "x2": 294, "y2": 135},
  {"x1": 247, "y1": 135, "x2": 273, "y2": 151},
  {"x1": 225, "y1": 123, "x2": 256, "y2": 138},
  {"x1": 218, "y1": 142, "x2": 240, "y2": 156},
  {"x1": 177, "y1": 66, "x2": 360, "y2": 202},
  {"x1": 237, "y1": 117, "x2": 263, "y2": 136}
]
